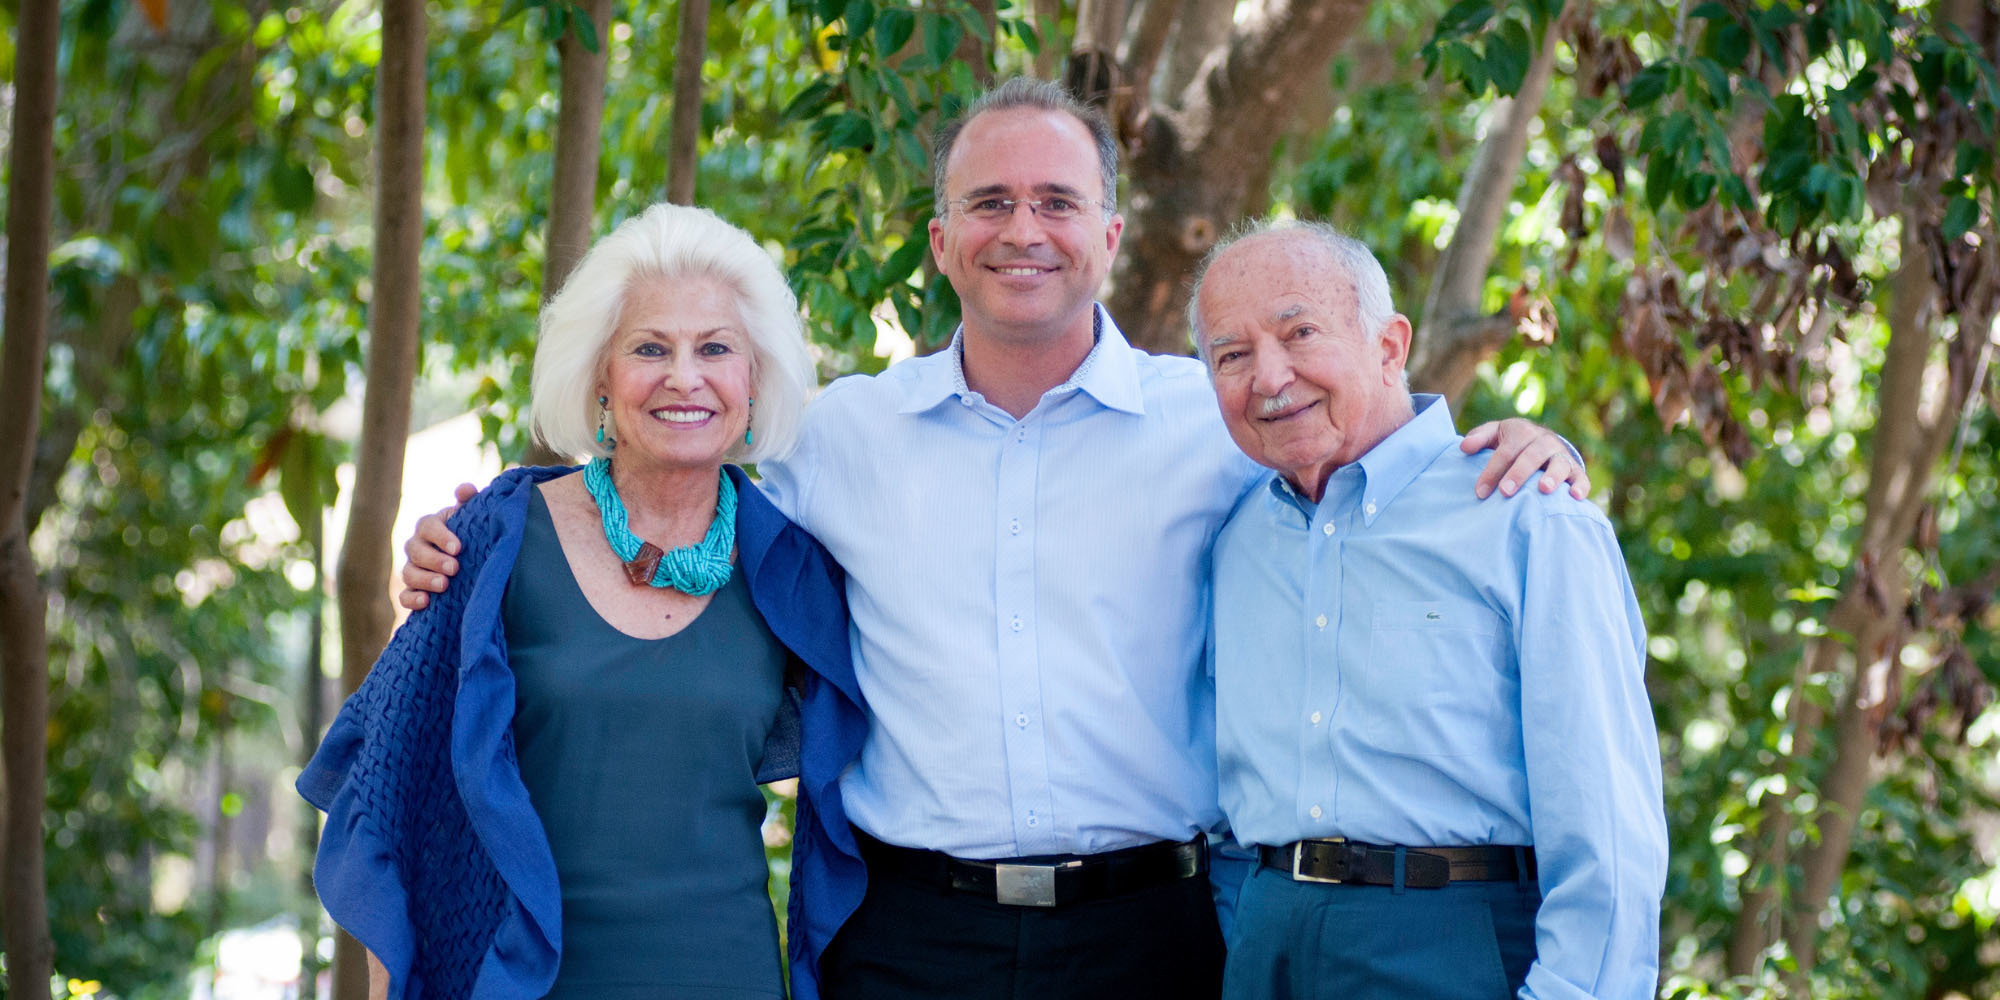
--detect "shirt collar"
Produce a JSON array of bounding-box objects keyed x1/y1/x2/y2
[
  {"x1": 896, "y1": 305, "x2": 1145, "y2": 416},
  {"x1": 1265, "y1": 393, "x2": 1455, "y2": 523}
]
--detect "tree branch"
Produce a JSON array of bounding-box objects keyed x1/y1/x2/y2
[
  {"x1": 0, "y1": 1, "x2": 62, "y2": 993},
  {"x1": 1409, "y1": 8, "x2": 1566, "y2": 405}
]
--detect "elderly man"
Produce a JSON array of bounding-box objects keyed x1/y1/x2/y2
[
  {"x1": 1190, "y1": 221, "x2": 1666, "y2": 1000},
  {"x1": 399, "y1": 81, "x2": 1589, "y2": 1000}
]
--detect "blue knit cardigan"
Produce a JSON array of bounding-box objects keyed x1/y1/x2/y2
[{"x1": 298, "y1": 465, "x2": 868, "y2": 1000}]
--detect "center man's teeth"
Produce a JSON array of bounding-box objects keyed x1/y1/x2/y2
[{"x1": 656, "y1": 410, "x2": 711, "y2": 423}]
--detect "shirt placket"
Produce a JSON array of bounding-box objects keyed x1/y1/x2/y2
[
  {"x1": 1295, "y1": 492, "x2": 1344, "y2": 835},
  {"x1": 994, "y1": 413, "x2": 1056, "y2": 853}
]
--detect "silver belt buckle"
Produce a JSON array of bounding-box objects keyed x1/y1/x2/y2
[
  {"x1": 1291, "y1": 838, "x2": 1348, "y2": 884},
  {"x1": 994, "y1": 863, "x2": 1060, "y2": 906}
]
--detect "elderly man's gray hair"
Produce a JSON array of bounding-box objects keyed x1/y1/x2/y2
[
  {"x1": 1185, "y1": 220, "x2": 1398, "y2": 359},
  {"x1": 930, "y1": 77, "x2": 1120, "y2": 219}
]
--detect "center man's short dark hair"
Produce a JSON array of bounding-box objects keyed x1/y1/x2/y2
[{"x1": 930, "y1": 77, "x2": 1120, "y2": 220}]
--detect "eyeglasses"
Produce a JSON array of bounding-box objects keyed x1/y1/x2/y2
[{"x1": 947, "y1": 194, "x2": 1103, "y2": 223}]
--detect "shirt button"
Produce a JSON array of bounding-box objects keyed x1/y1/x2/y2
[
  {"x1": 1310, "y1": 711, "x2": 1322, "y2": 725},
  {"x1": 1016, "y1": 713, "x2": 1029, "y2": 728},
  {"x1": 1309, "y1": 805, "x2": 1323, "y2": 819},
  {"x1": 1322, "y1": 523, "x2": 1335, "y2": 536},
  {"x1": 1010, "y1": 518, "x2": 1021, "y2": 535},
  {"x1": 1026, "y1": 815, "x2": 1039, "y2": 827},
  {"x1": 1365, "y1": 501, "x2": 1378, "y2": 516},
  {"x1": 1010, "y1": 616, "x2": 1024, "y2": 632},
  {"x1": 1315, "y1": 614, "x2": 1327, "y2": 630}
]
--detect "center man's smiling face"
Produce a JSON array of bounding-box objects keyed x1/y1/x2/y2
[{"x1": 928, "y1": 107, "x2": 1122, "y2": 349}]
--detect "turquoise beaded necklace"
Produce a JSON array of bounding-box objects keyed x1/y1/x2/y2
[{"x1": 583, "y1": 457, "x2": 736, "y2": 596}]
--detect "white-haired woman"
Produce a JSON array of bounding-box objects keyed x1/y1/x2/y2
[{"x1": 300, "y1": 203, "x2": 868, "y2": 1000}]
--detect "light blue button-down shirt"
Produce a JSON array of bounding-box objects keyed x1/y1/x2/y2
[
  {"x1": 759, "y1": 308, "x2": 1264, "y2": 860},
  {"x1": 1211, "y1": 396, "x2": 1666, "y2": 1000}
]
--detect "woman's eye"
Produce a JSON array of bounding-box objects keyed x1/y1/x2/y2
[
  {"x1": 634, "y1": 341, "x2": 665, "y2": 356},
  {"x1": 700, "y1": 341, "x2": 733, "y2": 356}
]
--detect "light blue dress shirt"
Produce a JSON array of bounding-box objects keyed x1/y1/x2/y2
[
  {"x1": 759, "y1": 308, "x2": 1265, "y2": 860},
  {"x1": 1211, "y1": 396, "x2": 1667, "y2": 1000}
]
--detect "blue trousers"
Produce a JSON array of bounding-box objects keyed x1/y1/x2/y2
[{"x1": 1220, "y1": 863, "x2": 1541, "y2": 1000}]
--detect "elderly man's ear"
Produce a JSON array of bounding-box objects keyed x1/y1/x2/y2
[{"x1": 1378, "y1": 315, "x2": 1413, "y2": 386}]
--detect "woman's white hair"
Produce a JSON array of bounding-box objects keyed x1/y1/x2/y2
[{"x1": 531, "y1": 203, "x2": 813, "y2": 464}]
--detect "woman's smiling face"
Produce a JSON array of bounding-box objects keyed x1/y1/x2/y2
[{"x1": 598, "y1": 274, "x2": 755, "y2": 474}]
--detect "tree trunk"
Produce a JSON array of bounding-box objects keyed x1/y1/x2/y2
[
  {"x1": 668, "y1": 0, "x2": 709, "y2": 206},
  {"x1": 1031, "y1": 0, "x2": 1064, "y2": 79},
  {"x1": 1725, "y1": 201, "x2": 1991, "y2": 971},
  {"x1": 297, "y1": 513, "x2": 327, "y2": 1000},
  {"x1": 1095, "y1": 0, "x2": 1373, "y2": 355},
  {"x1": 331, "y1": 0, "x2": 427, "y2": 995},
  {"x1": 524, "y1": 0, "x2": 614, "y2": 469},
  {"x1": 0, "y1": 1, "x2": 62, "y2": 995},
  {"x1": 548, "y1": 0, "x2": 613, "y2": 288},
  {"x1": 1066, "y1": 0, "x2": 1129, "y2": 103},
  {"x1": 1408, "y1": 10, "x2": 1566, "y2": 404}
]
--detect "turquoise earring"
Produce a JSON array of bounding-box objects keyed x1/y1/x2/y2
[
  {"x1": 744, "y1": 397, "x2": 755, "y2": 447},
  {"x1": 595, "y1": 395, "x2": 609, "y2": 444}
]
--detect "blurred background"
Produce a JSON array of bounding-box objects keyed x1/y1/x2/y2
[{"x1": 0, "y1": 0, "x2": 1994, "y2": 997}]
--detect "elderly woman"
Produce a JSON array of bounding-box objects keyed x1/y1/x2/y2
[{"x1": 299, "y1": 203, "x2": 867, "y2": 1000}]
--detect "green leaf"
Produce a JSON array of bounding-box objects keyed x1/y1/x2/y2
[
  {"x1": 922, "y1": 13, "x2": 962, "y2": 69},
  {"x1": 879, "y1": 238, "x2": 927, "y2": 287},
  {"x1": 1432, "y1": 0, "x2": 1495, "y2": 39},
  {"x1": 268, "y1": 159, "x2": 317, "y2": 214},
  {"x1": 1713, "y1": 22, "x2": 1751, "y2": 68},
  {"x1": 782, "y1": 79, "x2": 836, "y2": 123},
  {"x1": 843, "y1": 0, "x2": 873, "y2": 36},
  {"x1": 816, "y1": 0, "x2": 845, "y2": 24},
  {"x1": 1941, "y1": 196, "x2": 1980, "y2": 239},
  {"x1": 1645, "y1": 144, "x2": 1677, "y2": 210},
  {"x1": 569, "y1": 4, "x2": 601, "y2": 53},
  {"x1": 825, "y1": 112, "x2": 875, "y2": 151},
  {"x1": 1625, "y1": 63, "x2": 1674, "y2": 108},
  {"x1": 875, "y1": 8, "x2": 915, "y2": 55},
  {"x1": 1689, "y1": 57, "x2": 1731, "y2": 105},
  {"x1": 1484, "y1": 18, "x2": 1533, "y2": 97}
]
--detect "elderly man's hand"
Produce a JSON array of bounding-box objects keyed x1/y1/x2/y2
[
  {"x1": 398, "y1": 482, "x2": 478, "y2": 610},
  {"x1": 1462, "y1": 418, "x2": 1591, "y2": 501}
]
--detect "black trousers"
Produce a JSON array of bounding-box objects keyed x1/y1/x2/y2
[{"x1": 818, "y1": 848, "x2": 1225, "y2": 1000}]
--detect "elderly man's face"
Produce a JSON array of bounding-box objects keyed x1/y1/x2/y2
[
  {"x1": 1196, "y1": 233, "x2": 1411, "y2": 500},
  {"x1": 928, "y1": 108, "x2": 1122, "y2": 348}
]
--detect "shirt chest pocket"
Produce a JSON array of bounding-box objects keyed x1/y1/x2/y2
[{"x1": 1351, "y1": 598, "x2": 1516, "y2": 758}]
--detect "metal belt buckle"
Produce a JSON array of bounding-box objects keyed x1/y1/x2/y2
[
  {"x1": 994, "y1": 863, "x2": 1060, "y2": 907},
  {"x1": 1291, "y1": 838, "x2": 1348, "y2": 885}
]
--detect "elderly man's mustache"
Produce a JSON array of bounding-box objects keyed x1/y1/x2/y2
[{"x1": 1257, "y1": 393, "x2": 1298, "y2": 417}]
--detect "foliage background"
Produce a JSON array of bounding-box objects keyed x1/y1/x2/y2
[{"x1": 2, "y1": 0, "x2": 1996, "y2": 997}]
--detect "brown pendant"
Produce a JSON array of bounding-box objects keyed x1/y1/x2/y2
[{"x1": 623, "y1": 541, "x2": 664, "y2": 586}]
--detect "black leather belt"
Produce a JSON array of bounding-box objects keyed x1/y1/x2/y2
[
  {"x1": 1258, "y1": 839, "x2": 1535, "y2": 889},
  {"x1": 859, "y1": 832, "x2": 1208, "y2": 908}
]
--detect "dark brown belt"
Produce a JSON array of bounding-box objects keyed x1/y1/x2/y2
[
  {"x1": 859, "y1": 831, "x2": 1208, "y2": 908},
  {"x1": 1258, "y1": 839, "x2": 1535, "y2": 889}
]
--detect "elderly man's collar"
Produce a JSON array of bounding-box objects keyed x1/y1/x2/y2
[{"x1": 1269, "y1": 394, "x2": 1454, "y2": 517}]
